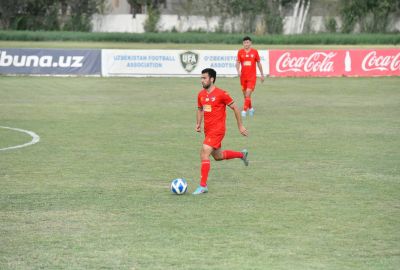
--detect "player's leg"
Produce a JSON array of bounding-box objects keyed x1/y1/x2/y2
[
  {"x1": 199, "y1": 144, "x2": 213, "y2": 186},
  {"x1": 241, "y1": 78, "x2": 248, "y2": 117},
  {"x1": 212, "y1": 148, "x2": 241, "y2": 160},
  {"x1": 212, "y1": 148, "x2": 249, "y2": 166},
  {"x1": 243, "y1": 87, "x2": 252, "y2": 111},
  {"x1": 245, "y1": 89, "x2": 255, "y2": 116},
  {"x1": 193, "y1": 143, "x2": 213, "y2": 194},
  {"x1": 246, "y1": 79, "x2": 256, "y2": 116}
]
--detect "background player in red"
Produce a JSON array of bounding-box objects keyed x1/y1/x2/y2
[
  {"x1": 236, "y1": 36, "x2": 265, "y2": 117},
  {"x1": 193, "y1": 68, "x2": 249, "y2": 195}
]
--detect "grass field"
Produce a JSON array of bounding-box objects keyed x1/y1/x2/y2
[{"x1": 0, "y1": 76, "x2": 399, "y2": 269}]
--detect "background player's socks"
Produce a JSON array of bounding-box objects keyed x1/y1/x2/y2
[
  {"x1": 245, "y1": 97, "x2": 252, "y2": 110},
  {"x1": 200, "y1": 160, "x2": 210, "y2": 187},
  {"x1": 222, "y1": 150, "x2": 244, "y2": 160},
  {"x1": 243, "y1": 97, "x2": 249, "y2": 111},
  {"x1": 249, "y1": 107, "x2": 255, "y2": 116}
]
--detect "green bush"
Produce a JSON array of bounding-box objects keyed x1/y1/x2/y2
[
  {"x1": 143, "y1": 4, "x2": 161, "y2": 33},
  {"x1": 0, "y1": 31, "x2": 399, "y2": 45},
  {"x1": 325, "y1": 17, "x2": 338, "y2": 33}
]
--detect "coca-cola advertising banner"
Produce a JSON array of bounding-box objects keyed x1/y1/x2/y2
[
  {"x1": 349, "y1": 49, "x2": 400, "y2": 76},
  {"x1": 269, "y1": 49, "x2": 400, "y2": 77}
]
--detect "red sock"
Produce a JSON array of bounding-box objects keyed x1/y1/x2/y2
[
  {"x1": 247, "y1": 97, "x2": 252, "y2": 109},
  {"x1": 245, "y1": 97, "x2": 252, "y2": 110},
  {"x1": 243, "y1": 98, "x2": 249, "y2": 111},
  {"x1": 222, "y1": 150, "x2": 244, "y2": 160},
  {"x1": 200, "y1": 160, "x2": 210, "y2": 187}
]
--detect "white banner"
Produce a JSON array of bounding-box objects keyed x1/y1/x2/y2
[{"x1": 102, "y1": 49, "x2": 269, "y2": 77}]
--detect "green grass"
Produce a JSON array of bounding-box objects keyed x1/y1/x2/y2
[{"x1": 0, "y1": 76, "x2": 399, "y2": 269}]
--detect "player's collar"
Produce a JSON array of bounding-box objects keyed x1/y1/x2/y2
[{"x1": 205, "y1": 85, "x2": 216, "y2": 93}]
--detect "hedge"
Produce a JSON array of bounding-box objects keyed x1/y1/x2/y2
[{"x1": 0, "y1": 31, "x2": 399, "y2": 44}]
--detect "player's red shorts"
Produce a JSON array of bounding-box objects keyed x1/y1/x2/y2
[
  {"x1": 241, "y1": 77, "x2": 257, "y2": 91},
  {"x1": 203, "y1": 133, "x2": 225, "y2": 149}
]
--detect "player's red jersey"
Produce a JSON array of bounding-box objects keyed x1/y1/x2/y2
[
  {"x1": 197, "y1": 87, "x2": 234, "y2": 136},
  {"x1": 237, "y1": 48, "x2": 260, "y2": 79}
]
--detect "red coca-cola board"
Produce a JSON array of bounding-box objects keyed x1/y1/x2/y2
[
  {"x1": 269, "y1": 49, "x2": 400, "y2": 77},
  {"x1": 350, "y1": 49, "x2": 400, "y2": 76}
]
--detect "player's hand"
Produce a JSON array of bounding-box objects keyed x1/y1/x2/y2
[
  {"x1": 195, "y1": 124, "x2": 201, "y2": 133},
  {"x1": 260, "y1": 75, "x2": 265, "y2": 83},
  {"x1": 239, "y1": 125, "x2": 248, "y2": 136}
]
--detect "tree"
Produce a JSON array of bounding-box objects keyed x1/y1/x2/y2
[
  {"x1": 199, "y1": 0, "x2": 282, "y2": 34},
  {"x1": 127, "y1": 0, "x2": 163, "y2": 32},
  {"x1": 0, "y1": 0, "x2": 26, "y2": 29},
  {"x1": 265, "y1": 0, "x2": 284, "y2": 34},
  {"x1": 340, "y1": 0, "x2": 400, "y2": 33},
  {"x1": 63, "y1": 0, "x2": 104, "y2": 31},
  {"x1": 0, "y1": 0, "x2": 104, "y2": 31},
  {"x1": 0, "y1": 0, "x2": 59, "y2": 30},
  {"x1": 213, "y1": 0, "x2": 297, "y2": 34}
]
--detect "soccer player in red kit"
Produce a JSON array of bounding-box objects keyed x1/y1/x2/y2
[
  {"x1": 236, "y1": 36, "x2": 265, "y2": 117},
  {"x1": 193, "y1": 68, "x2": 249, "y2": 195}
]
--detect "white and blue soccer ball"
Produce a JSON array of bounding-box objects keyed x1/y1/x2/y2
[{"x1": 170, "y1": 178, "x2": 188, "y2": 195}]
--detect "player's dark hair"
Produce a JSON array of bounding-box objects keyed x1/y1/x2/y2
[
  {"x1": 243, "y1": 36, "x2": 252, "y2": 42},
  {"x1": 202, "y1": 68, "x2": 217, "y2": 83}
]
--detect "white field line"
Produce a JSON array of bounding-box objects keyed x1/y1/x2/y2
[{"x1": 0, "y1": 126, "x2": 40, "y2": 151}]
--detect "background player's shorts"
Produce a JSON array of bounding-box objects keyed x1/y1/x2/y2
[
  {"x1": 241, "y1": 77, "x2": 257, "y2": 91},
  {"x1": 203, "y1": 133, "x2": 225, "y2": 149}
]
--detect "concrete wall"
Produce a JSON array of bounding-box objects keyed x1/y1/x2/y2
[
  {"x1": 92, "y1": 14, "x2": 400, "y2": 33},
  {"x1": 92, "y1": 14, "x2": 147, "y2": 32},
  {"x1": 90, "y1": 14, "x2": 332, "y2": 33},
  {"x1": 94, "y1": 0, "x2": 400, "y2": 34},
  {"x1": 92, "y1": 14, "x2": 240, "y2": 33}
]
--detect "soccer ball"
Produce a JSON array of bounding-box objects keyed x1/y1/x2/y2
[{"x1": 170, "y1": 178, "x2": 188, "y2": 195}]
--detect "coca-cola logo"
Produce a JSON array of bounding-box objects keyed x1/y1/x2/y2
[
  {"x1": 362, "y1": 51, "x2": 400, "y2": 71},
  {"x1": 276, "y1": 52, "x2": 336, "y2": 73}
]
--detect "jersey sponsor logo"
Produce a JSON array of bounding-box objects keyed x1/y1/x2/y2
[
  {"x1": 243, "y1": 61, "x2": 252, "y2": 66},
  {"x1": 180, "y1": 51, "x2": 198, "y2": 72},
  {"x1": 203, "y1": 105, "x2": 212, "y2": 112}
]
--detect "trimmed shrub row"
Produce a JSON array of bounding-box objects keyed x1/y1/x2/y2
[{"x1": 0, "y1": 31, "x2": 399, "y2": 45}]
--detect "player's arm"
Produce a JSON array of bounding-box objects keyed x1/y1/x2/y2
[
  {"x1": 257, "y1": 61, "x2": 265, "y2": 82},
  {"x1": 196, "y1": 107, "x2": 203, "y2": 132},
  {"x1": 236, "y1": 61, "x2": 241, "y2": 77},
  {"x1": 228, "y1": 102, "x2": 248, "y2": 136},
  {"x1": 236, "y1": 52, "x2": 241, "y2": 77}
]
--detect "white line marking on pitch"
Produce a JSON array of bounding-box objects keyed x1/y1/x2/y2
[{"x1": 0, "y1": 126, "x2": 40, "y2": 151}]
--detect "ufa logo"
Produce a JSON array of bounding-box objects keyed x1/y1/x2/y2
[{"x1": 180, "y1": 51, "x2": 198, "y2": 72}]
